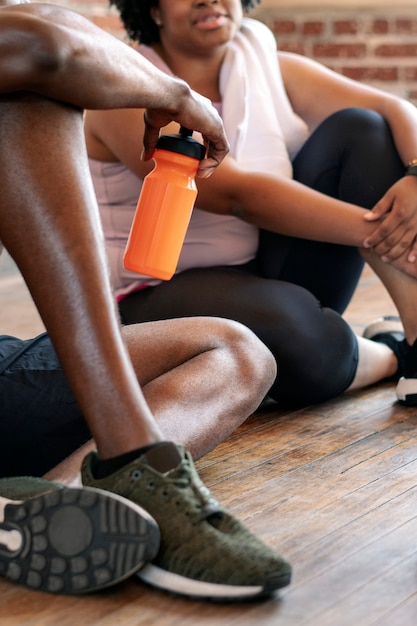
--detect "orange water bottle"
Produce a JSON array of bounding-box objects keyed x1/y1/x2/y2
[{"x1": 123, "y1": 126, "x2": 205, "y2": 280}]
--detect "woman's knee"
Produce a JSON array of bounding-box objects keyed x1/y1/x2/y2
[
  {"x1": 314, "y1": 107, "x2": 388, "y2": 143},
  {"x1": 294, "y1": 107, "x2": 403, "y2": 207},
  {"x1": 266, "y1": 306, "x2": 358, "y2": 407}
]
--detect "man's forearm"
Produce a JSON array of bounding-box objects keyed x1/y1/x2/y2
[
  {"x1": 0, "y1": 4, "x2": 188, "y2": 110},
  {"x1": 0, "y1": 3, "x2": 229, "y2": 169}
]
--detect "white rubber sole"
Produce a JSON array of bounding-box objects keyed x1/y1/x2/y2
[
  {"x1": 396, "y1": 376, "x2": 417, "y2": 406},
  {"x1": 363, "y1": 315, "x2": 403, "y2": 339},
  {"x1": 137, "y1": 561, "x2": 290, "y2": 600}
]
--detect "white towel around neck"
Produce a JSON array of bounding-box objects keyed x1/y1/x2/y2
[
  {"x1": 220, "y1": 18, "x2": 300, "y2": 178},
  {"x1": 138, "y1": 18, "x2": 307, "y2": 178}
]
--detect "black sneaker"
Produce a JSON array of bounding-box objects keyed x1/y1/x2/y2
[
  {"x1": 0, "y1": 477, "x2": 160, "y2": 594},
  {"x1": 363, "y1": 316, "x2": 417, "y2": 406}
]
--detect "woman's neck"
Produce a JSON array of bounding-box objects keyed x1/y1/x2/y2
[{"x1": 151, "y1": 42, "x2": 225, "y2": 103}]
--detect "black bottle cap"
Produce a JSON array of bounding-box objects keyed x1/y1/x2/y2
[{"x1": 156, "y1": 126, "x2": 206, "y2": 160}]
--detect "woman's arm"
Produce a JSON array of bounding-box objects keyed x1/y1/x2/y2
[
  {"x1": 279, "y1": 51, "x2": 417, "y2": 257},
  {"x1": 279, "y1": 50, "x2": 417, "y2": 162},
  {"x1": 197, "y1": 157, "x2": 417, "y2": 279},
  {"x1": 197, "y1": 156, "x2": 371, "y2": 245}
]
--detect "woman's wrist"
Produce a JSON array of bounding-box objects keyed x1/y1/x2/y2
[{"x1": 404, "y1": 158, "x2": 417, "y2": 177}]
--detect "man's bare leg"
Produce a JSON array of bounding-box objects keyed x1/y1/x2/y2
[
  {"x1": 0, "y1": 23, "x2": 291, "y2": 600},
  {"x1": 0, "y1": 95, "x2": 161, "y2": 458},
  {"x1": 123, "y1": 317, "x2": 276, "y2": 457},
  {"x1": 45, "y1": 315, "x2": 277, "y2": 484}
]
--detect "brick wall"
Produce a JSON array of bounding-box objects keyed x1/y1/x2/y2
[
  {"x1": 53, "y1": 0, "x2": 417, "y2": 103},
  {"x1": 255, "y1": 6, "x2": 417, "y2": 103}
]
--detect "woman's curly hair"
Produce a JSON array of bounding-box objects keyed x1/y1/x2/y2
[{"x1": 110, "y1": 0, "x2": 261, "y2": 45}]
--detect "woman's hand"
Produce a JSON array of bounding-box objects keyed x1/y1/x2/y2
[{"x1": 363, "y1": 176, "x2": 417, "y2": 262}]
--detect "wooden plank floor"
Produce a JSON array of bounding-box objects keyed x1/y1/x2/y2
[{"x1": 2, "y1": 253, "x2": 417, "y2": 626}]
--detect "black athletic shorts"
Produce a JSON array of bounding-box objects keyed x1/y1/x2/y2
[{"x1": 0, "y1": 333, "x2": 91, "y2": 477}]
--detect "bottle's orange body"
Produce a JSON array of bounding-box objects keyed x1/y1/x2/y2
[{"x1": 123, "y1": 149, "x2": 199, "y2": 281}]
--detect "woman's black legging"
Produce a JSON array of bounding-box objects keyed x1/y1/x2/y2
[{"x1": 119, "y1": 108, "x2": 404, "y2": 407}]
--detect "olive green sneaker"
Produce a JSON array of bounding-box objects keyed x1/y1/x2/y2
[
  {"x1": 0, "y1": 477, "x2": 160, "y2": 594},
  {"x1": 81, "y1": 442, "x2": 291, "y2": 600}
]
